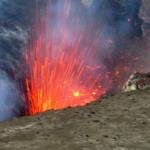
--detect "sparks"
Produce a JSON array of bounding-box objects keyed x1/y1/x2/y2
[
  {"x1": 92, "y1": 91, "x2": 96, "y2": 95},
  {"x1": 73, "y1": 91, "x2": 80, "y2": 97},
  {"x1": 23, "y1": 1, "x2": 110, "y2": 115}
]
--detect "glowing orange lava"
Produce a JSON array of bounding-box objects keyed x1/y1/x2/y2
[{"x1": 24, "y1": 1, "x2": 108, "y2": 115}]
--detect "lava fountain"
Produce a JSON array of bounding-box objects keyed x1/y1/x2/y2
[{"x1": 23, "y1": 1, "x2": 112, "y2": 115}]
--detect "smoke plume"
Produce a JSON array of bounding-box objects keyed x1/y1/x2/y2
[
  {"x1": 0, "y1": 71, "x2": 22, "y2": 121},
  {"x1": 0, "y1": 0, "x2": 34, "y2": 121}
]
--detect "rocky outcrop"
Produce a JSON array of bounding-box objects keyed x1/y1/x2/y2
[
  {"x1": 0, "y1": 89, "x2": 150, "y2": 150},
  {"x1": 123, "y1": 72, "x2": 150, "y2": 92}
]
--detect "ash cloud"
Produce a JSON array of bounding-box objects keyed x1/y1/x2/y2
[
  {"x1": 47, "y1": 0, "x2": 143, "y2": 55},
  {"x1": 45, "y1": 0, "x2": 145, "y2": 92}
]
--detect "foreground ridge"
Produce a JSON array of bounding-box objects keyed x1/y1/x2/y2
[{"x1": 0, "y1": 89, "x2": 150, "y2": 150}]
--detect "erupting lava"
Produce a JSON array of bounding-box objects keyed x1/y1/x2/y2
[
  {"x1": 24, "y1": 1, "x2": 110, "y2": 115},
  {"x1": 24, "y1": 32, "x2": 107, "y2": 114}
]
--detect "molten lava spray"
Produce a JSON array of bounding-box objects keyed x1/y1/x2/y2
[
  {"x1": 25, "y1": 37, "x2": 106, "y2": 114},
  {"x1": 24, "y1": 1, "x2": 112, "y2": 115}
]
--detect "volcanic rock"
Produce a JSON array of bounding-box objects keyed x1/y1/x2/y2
[
  {"x1": 123, "y1": 72, "x2": 150, "y2": 92},
  {"x1": 0, "y1": 89, "x2": 150, "y2": 150}
]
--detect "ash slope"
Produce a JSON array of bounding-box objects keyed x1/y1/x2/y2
[{"x1": 0, "y1": 90, "x2": 150, "y2": 150}]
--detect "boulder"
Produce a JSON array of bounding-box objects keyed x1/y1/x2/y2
[{"x1": 123, "y1": 72, "x2": 150, "y2": 92}]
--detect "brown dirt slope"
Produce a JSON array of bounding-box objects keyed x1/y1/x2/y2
[{"x1": 0, "y1": 89, "x2": 150, "y2": 150}]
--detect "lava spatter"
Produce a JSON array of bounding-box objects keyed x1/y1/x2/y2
[{"x1": 24, "y1": 1, "x2": 110, "y2": 115}]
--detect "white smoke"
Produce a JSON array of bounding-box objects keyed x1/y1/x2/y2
[
  {"x1": 81, "y1": 0, "x2": 94, "y2": 8},
  {"x1": 0, "y1": 71, "x2": 22, "y2": 121},
  {"x1": 0, "y1": 26, "x2": 28, "y2": 43}
]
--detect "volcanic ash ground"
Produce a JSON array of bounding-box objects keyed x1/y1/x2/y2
[{"x1": 0, "y1": 89, "x2": 150, "y2": 150}]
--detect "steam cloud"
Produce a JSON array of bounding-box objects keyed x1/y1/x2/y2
[
  {"x1": 0, "y1": 71, "x2": 22, "y2": 121},
  {"x1": 0, "y1": 0, "x2": 32, "y2": 121}
]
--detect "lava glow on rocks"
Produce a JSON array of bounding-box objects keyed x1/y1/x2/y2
[{"x1": 24, "y1": 1, "x2": 110, "y2": 115}]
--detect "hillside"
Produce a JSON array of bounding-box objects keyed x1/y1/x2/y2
[{"x1": 0, "y1": 89, "x2": 150, "y2": 150}]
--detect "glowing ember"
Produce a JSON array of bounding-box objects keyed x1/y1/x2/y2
[
  {"x1": 73, "y1": 91, "x2": 80, "y2": 97},
  {"x1": 92, "y1": 91, "x2": 96, "y2": 96},
  {"x1": 23, "y1": 1, "x2": 110, "y2": 115}
]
